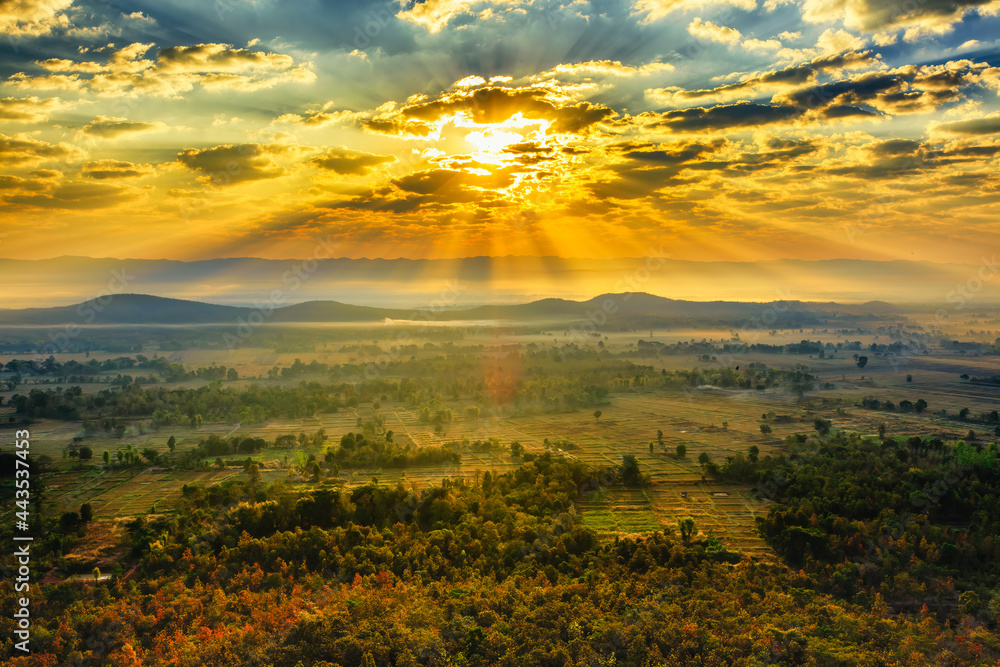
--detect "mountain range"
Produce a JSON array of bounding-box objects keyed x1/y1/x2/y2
[
  {"x1": 0, "y1": 293, "x2": 902, "y2": 327},
  {"x1": 0, "y1": 255, "x2": 987, "y2": 310}
]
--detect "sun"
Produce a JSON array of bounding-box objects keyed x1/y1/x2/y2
[{"x1": 465, "y1": 128, "x2": 522, "y2": 155}]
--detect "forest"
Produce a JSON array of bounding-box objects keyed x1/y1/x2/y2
[{"x1": 3, "y1": 441, "x2": 999, "y2": 665}]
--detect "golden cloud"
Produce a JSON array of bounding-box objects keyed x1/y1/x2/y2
[
  {"x1": 0, "y1": 0, "x2": 72, "y2": 37},
  {"x1": 81, "y1": 159, "x2": 156, "y2": 179},
  {"x1": 0, "y1": 132, "x2": 85, "y2": 166},
  {"x1": 80, "y1": 116, "x2": 166, "y2": 138},
  {"x1": 0, "y1": 96, "x2": 68, "y2": 123}
]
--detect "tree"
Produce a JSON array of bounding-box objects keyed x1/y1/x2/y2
[
  {"x1": 80, "y1": 503, "x2": 93, "y2": 523},
  {"x1": 657, "y1": 429, "x2": 664, "y2": 446},
  {"x1": 678, "y1": 516, "x2": 695, "y2": 542},
  {"x1": 649, "y1": 442, "x2": 654, "y2": 454},
  {"x1": 593, "y1": 410, "x2": 602, "y2": 420},
  {"x1": 79, "y1": 446, "x2": 93, "y2": 460},
  {"x1": 759, "y1": 424, "x2": 772, "y2": 435},
  {"x1": 698, "y1": 452, "x2": 711, "y2": 466},
  {"x1": 226, "y1": 368, "x2": 239, "y2": 381},
  {"x1": 748, "y1": 445, "x2": 760, "y2": 463},
  {"x1": 510, "y1": 441, "x2": 524, "y2": 457},
  {"x1": 247, "y1": 462, "x2": 262, "y2": 486},
  {"x1": 93, "y1": 567, "x2": 101, "y2": 583},
  {"x1": 141, "y1": 448, "x2": 158, "y2": 463},
  {"x1": 814, "y1": 418, "x2": 832, "y2": 436},
  {"x1": 915, "y1": 399, "x2": 927, "y2": 414},
  {"x1": 621, "y1": 455, "x2": 643, "y2": 486},
  {"x1": 676, "y1": 443, "x2": 686, "y2": 458},
  {"x1": 877, "y1": 423, "x2": 887, "y2": 439},
  {"x1": 167, "y1": 435, "x2": 176, "y2": 453},
  {"x1": 856, "y1": 356, "x2": 868, "y2": 369},
  {"x1": 103, "y1": 450, "x2": 110, "y2": 466}
]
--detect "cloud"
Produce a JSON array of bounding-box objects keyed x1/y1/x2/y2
[
  {"x1": 642, "y1": 101, "x2": 803, "y2": 132},
  {"x1": 0, "y1": 132, "x2": 85, "y2": 166},
  {"x1": 742, "y1": 38, "x2": 783, "y2": 51},
  {"x1": 642, "y1": 60, "x2": 986, "y2": 133},
  {"x1": 275, "y1": 101, "x2": 368, "y2": 128},
  {"x1": 815, "y1": 28, "x2": 865, "y2": 53},
  {"x1": 773, "y1": 61, "x2": 988, "y2": 116},
  {"x1": 647, "y1": 51, "x2": 877, "y2": 104},
  {"x1": 688, "y1": 17, "x2": 743, "y2": 45},
  {"x1": 366, "y1": 86, "x2": 619, "y2": 139},
  {"x1": 2, "y1": 180, "x2": 141, "y2": 209},
  {"x1": 310, "y1": 147, "x2": 397, "y2": 175},
  {"x1": 80, "y1": 116, "x2": 165, "y2": 138},
  {"x1": 395, "y1": 0, "x2": 530, "y2": 32},
  {"x1": 933, "y1": 114, "x2": 1000, "y2": 135},
  {"x1": 802, "y1": 0, "x2": 1000, "y2": 38},
  {"x1": 9, "y1": 42, "x2": 315, "y2": 97},
  {"x1": 176, "y1": 143, "x2": 302, "y2": 185},
  {"x1": 1, "y1": 0, "x2": 72, "y2": 37},
  {"x1": 536, "y1": 60, "x2": 675, "y2": 79},
  {"x1": 0, "y1": 96, "x2": 68, "y2": 123},
  {"x1": 81, "y1": 159, "x2": 155, "y2": 179},
  {"x1": 631, "y1": 0, "x2": 757, "y2": 24}
]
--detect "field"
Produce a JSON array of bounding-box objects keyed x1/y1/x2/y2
[{"x1": 3, "y1": 314, "x2": 999, "y2": 564}]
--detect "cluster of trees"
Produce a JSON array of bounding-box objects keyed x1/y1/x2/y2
[
  {"x1": 626, "y1": 338, "x2": 925, "y2": 360},
  {"x1": 4, "y1": 453, "x2": 996, "y2": 665},
  {"x1": 710, "y1": 430, "x2": 1000, "y2": 615},
  {"x1": 327, "y1": 431, "x2": 460, "y2": 469},
  {"x1": 9, "y1": 382, "x2": 342, "y2": 424},
  {"x1": 0, "y1": 356, "x2": 238, "y2": 384},
  {"x1": 860, "y1": 396, "x2": 929, "y2": 413}
]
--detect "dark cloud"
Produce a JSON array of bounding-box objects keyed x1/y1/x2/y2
[
  {"x1": 310, "y1": 147, "x2": 396, "y2": 175},
  {"x1": 643, "y1": 102, "x2": 803, "y2": 132},
  {"x1": 3, "y1": 180, "x2": 140, "y2": 209},
  {"x1": 935, "y1": 116, "x2": 1000, "y2": 135},
  {"x1": 176, "y1": 143, "x2": 299, "y2": 185}
]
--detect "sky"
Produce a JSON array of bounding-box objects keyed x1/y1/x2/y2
[{"x1": 0, "y1": 0, "x2": 998, "y2": 264}]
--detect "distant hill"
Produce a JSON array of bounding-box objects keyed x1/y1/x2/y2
[
  {"x1": 0, "y1": 292, "x2": 901, "y2": 327},
  {"x1": 0, "y1": 255, "x2": 985, "y2": 309}
]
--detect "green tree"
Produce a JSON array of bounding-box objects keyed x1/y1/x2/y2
[
  {"x1": 748, "y1": 445, "x2": 760, "y2": 463},
  {"x1": 593, "y1": 410, "x2": 602, "y2": 420},
  {"x1": 676, "y1": 443, "x2": 686, "y2": 458},
  {"x1": 226, "y1": 367, "x2": 239, "y2": 381},
  {"x1": 814, "y1": 418, "x2": 832, "y2": 436},
  {"x1": 80, "y1": 503, "x2": 93, "y2": 523},
  {"x1": 678, "y1": 516, "x2": 696, "y2": 542},
  {"x1": 621, "y1": 455, "x2": 643, "y2": 486},
  {"x1": 102, "y1": 450, "x2": 110, "y2": 466},
  {"x1": 760, "y1": 424, "x2": 772, "y2": 435},
  {"x1": 167, "y1": 435, "x2": 176, "y2": 453}
]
